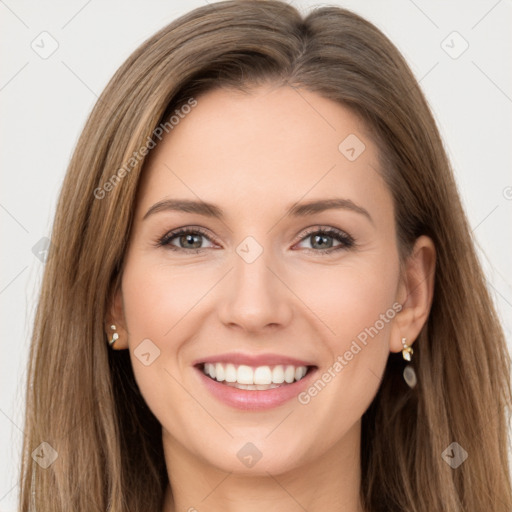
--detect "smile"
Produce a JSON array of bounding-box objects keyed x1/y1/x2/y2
[
  {"x1": 193, "y1": 355, "x2": 318, "y2": 410},
  {"x1": 201, "y1": 362, "x2": 310, "y2": 390}
]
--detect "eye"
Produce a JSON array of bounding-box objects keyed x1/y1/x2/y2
[
  {"x1": 156, "y1": 227, "x2": 217, "y2": 253},
  {"x1": 156, "y1": 225, "x2": 355, "y2": 255},
  {"x1": 294, "y1": 227, "x2": 355, "y2": 253}
]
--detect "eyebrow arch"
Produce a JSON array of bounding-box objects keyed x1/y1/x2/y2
[
  {"x1": 143, "y1": 198, "x2": 373, "y2": 224},
  {"x1": 288, "y1": 198, "x2": 373, "y2": 224},
  {"x1": 143, "y1": 199, "x2": 223, "y2": 221}
]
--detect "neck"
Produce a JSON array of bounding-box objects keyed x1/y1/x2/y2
[{"x1": 161, "y1": 421, "x2": 364, "y2": 512}]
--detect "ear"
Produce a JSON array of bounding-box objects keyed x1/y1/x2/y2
[
  {"x1": 390, "y1": 235, "x2": 436, "y2": 353},
  {"x1": 105, "y1": 282, "x2": 129, "y2": 350}
]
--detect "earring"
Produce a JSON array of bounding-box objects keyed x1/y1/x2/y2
[
  {"x1": 401, "y1": 337, "x2": 417, "y2": 388},
  {"x1": 108, "y1": 324, "x2": 119, "y2": 348}
]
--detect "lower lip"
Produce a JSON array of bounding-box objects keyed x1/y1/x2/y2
[{"x1": 194, "y1": 366, "x2": 317, "y2": 411}]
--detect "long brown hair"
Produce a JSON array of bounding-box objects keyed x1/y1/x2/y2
[{"x1": 19, "y1": 1, "x2": 512, "y2": 510}]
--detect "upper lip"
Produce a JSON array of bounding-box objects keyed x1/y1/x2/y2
[{"x1": 193, "y1": 352, "x2": 316, "y2": 368}]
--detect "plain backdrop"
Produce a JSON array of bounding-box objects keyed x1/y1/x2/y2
[{"x1": 1, "y1": 1, "x2": 511, "y2": 509}]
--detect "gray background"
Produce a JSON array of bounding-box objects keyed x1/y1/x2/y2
[{"x1": 1, "y1": 1, "x2": 511, "y2": 509}]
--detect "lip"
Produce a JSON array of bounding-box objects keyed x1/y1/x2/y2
[
  {"x1": 194, "y1": 364, "x2": 318, "y2": 411},
  {"x1": 192, "y1": 352, "x2": 315, "y2": 367}
]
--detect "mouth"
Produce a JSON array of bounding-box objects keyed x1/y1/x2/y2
[
  {"x1": 196, "y1": 362, "x2": 316, "y2": 390},
  {"x1": 193, "y1": 360, "x2": 318, "y2": 410}
]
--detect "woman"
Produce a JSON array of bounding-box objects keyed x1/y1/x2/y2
[{"x1": 19, "y1": 1, "x2": 512, "y2": 510}]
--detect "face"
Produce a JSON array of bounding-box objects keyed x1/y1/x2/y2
[{"x1": 114, "y1": 84, "x2": 405, "y2": 475}]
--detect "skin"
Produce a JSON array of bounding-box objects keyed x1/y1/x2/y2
[{"x1": 108, "y1": 84, "x2": 435, "y2": 512}]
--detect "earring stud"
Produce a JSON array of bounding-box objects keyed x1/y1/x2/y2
[
  {"x1": 401, "y1": 337, "x2": 413, "y2": 361},
  {"x1": 108, "y1": 324, "x2": 119, "y2": 348},
  {"x1": 401, "y1": 337, "x2": 417, "y2": 388}
]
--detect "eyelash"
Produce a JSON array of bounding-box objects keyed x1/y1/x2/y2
[{"x1": 155, "y1": 226, "x2": 356, "y2": 255}]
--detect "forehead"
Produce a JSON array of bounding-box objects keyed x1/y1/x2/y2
[{"x1": 136, "y1": 85, "x2": 391, "y2": 221}]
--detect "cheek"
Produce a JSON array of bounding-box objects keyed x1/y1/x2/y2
[
  {"x1": 119, "y1": 259, "x2": 207, "y2": 420},
  {"x1": 290, "y1": 251, "x2": 399, "y2": 415},
  {"x1": 291, "y1": 252, "x2": 399, "y2": 349},
  {"x1": 122, "y1": 258, "x2": 211, "y2": 339}
]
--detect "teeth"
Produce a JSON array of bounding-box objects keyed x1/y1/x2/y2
[
  {"x1": 215, "y1": 363, "x2": 225, "y2": 382},
  {"x1": 225, "y1": 363, "x2": 237, "y2": 383},
  {"x1": 202, "y1": 363, "x2": 309, "y2": 386},
  {"x1": 284, "y1": 365, "x2": 295, "y2": 383},
  {"x1": 253, "y1": 366, "x2": 272, "y2": 385},
  {"x1": 272, "y1": 365, "x2": 285, "y2": 383},
  {"x1": 237, "y1": 365, "x2": 254, "y2": 384},
  {"x1": 225, "y1": 382, "x2": 282, "y2": 390}
]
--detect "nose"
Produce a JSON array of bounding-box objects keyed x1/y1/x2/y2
[{"x1": 217, "y1": 244, "x2": 293, "y2": 333}]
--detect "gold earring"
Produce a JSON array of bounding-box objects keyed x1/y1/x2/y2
[
  {"x1": 401, "y1": 337, "x2": 417, "y2": 388},
  {"x1": 108, "y1": 324, "x2": 119, "y2": 348}
]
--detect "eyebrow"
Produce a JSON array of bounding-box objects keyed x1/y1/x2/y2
[{"x1": 142, "y1": 198, "x2": 373, "y2": 224}]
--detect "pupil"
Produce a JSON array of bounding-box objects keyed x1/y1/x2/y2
[
  {"x1": 313, "y1": 234, "x2": 332, "y2": 249},
  {"x1": 181, "y1": 234, "x2": 202, "y2": 248}
]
